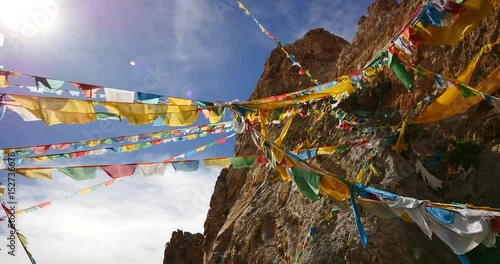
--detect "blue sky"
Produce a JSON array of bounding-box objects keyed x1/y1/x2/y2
[{"x1": 0, "y1": 0, "x2": 372, "y2": 263}]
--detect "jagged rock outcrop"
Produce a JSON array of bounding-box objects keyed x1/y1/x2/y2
[
  {"x1": 167, "y1": 0, "x2": 500, "y2": 263},
  {"x1": 163, "y1": 230, "x2": 204, "y2": 264}
]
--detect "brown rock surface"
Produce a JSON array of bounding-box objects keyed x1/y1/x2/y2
[{"x1": 163, "y1": 230, "x2": 204, "y2": 264}]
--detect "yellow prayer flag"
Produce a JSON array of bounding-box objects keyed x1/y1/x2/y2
[
  {"x1": 151, "y1": 132, "x2": 163, "y2": 139},
  {"x1": 356, "y1": 168, "x2": 364, "y2": 183},
  {"x1": 245, "y1": 110, "x2": 257, "y2": 123},
  {"x1": 275, "y1": 115, "x2": 294, "y2": 146},
  {"x1": 209, "y1": 107, "x2": 225, "y2": 123},
  {"x1": 78, "y1": 188, "x2": 92, "y2": 195},
  {"x1": 100, "y1": 101, "x2": 159, "y2": 125},
  {"x1": 10, "y1": 95, "x2": 96, "y2": 126},
  {"x1": 34, "y1": 156, "x2": 51, "y2": 162},
  {"x1": 270, "y1": 144, "x2": 284, "y2": 164},
  {"x1": 414, "y1": 65, "x2": 500, "y2": 123},
  {"x1": 319, "y1": 175, "x2": 349, "y2": 201},
  {"x1": 457, "y1": 42, "x2": 498, "y2": 84},
  {"x1": 0, "y1": 71, "x2": 21, "y2": 88},
  {"x1": 186, "y1": 134, "x2": 198, "y2": 140},
  {"x1": 14, "y1": 210, "x2": 26, "y2": 216},
  {"x1": 275, "y1": 165, "x2": 291, "y2": 182},
  {"x1": 122, "y1": 144, "x2": 139, "y2": 152},
  {"x1": 202, "y1": 158, "x2": 232, "y2": 168},
  {"x1": 16, "y1": 168, "x2": 53, "y2": 180},
  {"x1": 0, "y1": 75, "x2": 8, "y2": 88},
  {"x1": 160, "y1": 105, "x2": 198, "y2": 126},
  {"x1": 196, "y1": 146, "x2": 207, "y2": 152},
  {"x1": 85, "y1": 140, "x2": 101, "y2": 147},
  {"x1": 412, "y1": 0, "x2": 500, "y2": 46},
  {"x1": 258, "y1": 109, "x2": 272, "y2": 139},
  {"x1": 392, "y1": 121, "x2": 408, "y2": 156},
  {"x1": 317, "y1": 146, "x2": 337, "y2": 155},
  {"x1": 168, "y1": 97, "x2": 192, "y2": 106},
  {"x1": 242, "y1": 78, "x2": 354, "y2": 110}
]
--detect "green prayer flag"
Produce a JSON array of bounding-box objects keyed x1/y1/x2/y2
[
  {"x1": 96, "y1": 112, "x2": 121, "y2": 120},
  {"x1": 58, "y1": 167, "x2": 97, "y2": 181},
  {"x1": 231, "y1": 156, "x2": 256, "y2": 169},
  {"x1": 18, "y1": 232, "x2": 28, "y2": 245},
  {"x1": 387, "y1": 52, "x2": 413, "y2": 90},
  {"x1": 24, "y1": 206, "x2": 37, "y2": 213},
  {"x1": 206, "y1": 142, "x2": 217, "y2": 148},
  {"x1": 458, "y1": 83, "x2": 476, "y2": 98},
  {"x1": 14, "y1": 148, "x2": 32, "y2": 156},
  {"x1": 290, "y1": 167, "x2": 321, "y2": 200},
  {"x1": 101, "y1": 138, "x2": 113, "y2": 145},
  {"x1": 139, "y1": 142, "x2": 152, "y2": 148}
]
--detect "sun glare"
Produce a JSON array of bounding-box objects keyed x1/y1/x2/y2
[{"x1": 0, "y1": 0, "x2": 59, "y2": 36}]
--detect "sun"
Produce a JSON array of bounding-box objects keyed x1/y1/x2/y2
[
  {"x1": 0, "y1": 0, "x2": 59, "y2": 35},
  {"x1": 0, "y1": 1, "x2": 35, "y2": 29}
]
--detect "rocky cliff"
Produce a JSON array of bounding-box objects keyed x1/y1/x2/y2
[
  {"x1": 163, "y1": 230, "x2": 204, "y2": 264},
  {"x1": 165, "y1": 0, "x2": 500, "y2": 263}
]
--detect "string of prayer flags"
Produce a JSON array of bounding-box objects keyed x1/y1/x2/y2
[
  {"x1": 0, "y1": 198, "x2": 38, "y2": 263},
  {"x1": 14, "y1": 125, "x2": 234, "y2": 164},
  {"x1": 4, "y1": 94, "x2": 206, "y2": 126},
  {"x1": 413, "y1": 64, "x2": 500, "y2": 123},
  {"x1": 1, "y1": 69, "x2": 158, "y2": 101},
  {"x1": 236, "y1": 0, "x2": 320, "y2": 85},
  {"x1": 7, "y1": 133, "x2": 235, "y2": 179},
  {"x1": 6, "y1": 140, "x2": 369, "y2": 181},
  {"x1": 407, "y1": 0, "x2": 500, "y2": 47},
  {"x1": 1, "y1": 135, "x2": 238, "y2": 218},
  {"x1": 1, "y1": 121, "x2": 233, "y2": 158},
  {"x1": 239, "y1": 78, "x2": 354, "y2": 110},
  {"x1": 0, "y1": 179, "x2": 121, "y2": 220}
]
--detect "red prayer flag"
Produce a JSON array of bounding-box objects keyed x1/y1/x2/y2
[
  {"x1": 101, "y1": 164, "x2": 137, "y2": 178},
  {"x1": 38, "y1": 201, "x2": 52, "y2": 208},
  {"x1": 53, "y1": 143, "x2": 72, "y2": 150},
  {"x1": 103, "y1": 179, "x2": 116, "y2": 186},
  {"x1": 69, "y1": 82, "x2": 102, "y2": 98},
  {"x1": 33, "y1": 145, "x2": 51, "y2": 155},
  {"x1": 216, "y1": 138, "x2": 227, "y2": 144}
]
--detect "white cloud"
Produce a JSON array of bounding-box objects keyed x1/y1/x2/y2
[{"x1": 0, "y1": 166, "x2": 220, "y2": 263}]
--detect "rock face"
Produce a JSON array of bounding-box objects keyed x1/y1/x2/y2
[
  {"x1": 163, "y1": 230, "x2": 204, "y2": 264},
  {"x1": 167, "y1": 0, "x2": 500, "y2": 263}
]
